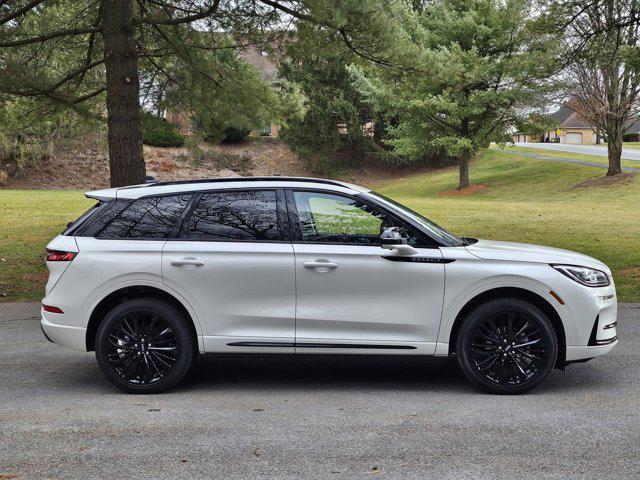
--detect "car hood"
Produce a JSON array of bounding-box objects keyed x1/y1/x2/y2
[{"x1": 465, "y1": 239, "x2": 610, "y2": 274}]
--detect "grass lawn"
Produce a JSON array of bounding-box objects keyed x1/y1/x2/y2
[
  {"x1": 1, "y1": 148, "x2": 638, "y2": 302},
  {"x1": 0, "y1": 191, "x2": 93, "y2": 302}
]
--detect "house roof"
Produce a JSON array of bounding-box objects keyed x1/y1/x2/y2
[
  {"x1": 550, "y1": 105, "x2": 592, "y2": 128},
  {"x1": 625, "y1": 117, "x2": 640, "y2": 133},
  {"x1": 550, "y1": 105, "x2": 575, "y2": 124},
  {"x1": 562, "y1": 113, "x2": 592, "y2": 128},
  {"x1": 239, "y1": 46, "x2": 280, "y2": 83}
]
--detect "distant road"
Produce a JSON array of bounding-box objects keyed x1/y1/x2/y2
[{"x1": 515, "y1": 142, "x2": 640, "y2": 162}]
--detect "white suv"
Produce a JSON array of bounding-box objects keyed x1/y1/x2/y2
[{"x1": 41, "y1": 177, "x2": 618, "y2": 394}]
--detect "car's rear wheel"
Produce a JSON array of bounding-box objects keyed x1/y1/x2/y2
[
  {"x1": 456, "y1": 298, "x2": 558, "y2": 394},
  {"x1": 95, "y1": 298, "x2": 195, "y2": 394}
]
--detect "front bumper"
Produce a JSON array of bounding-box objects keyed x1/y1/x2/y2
[
  {"x1": 561, "y1": 281, "x2": 618, "y2": 361},
  {"x1": 566, "y1": 339, "x2": 618, "y2": 362}
]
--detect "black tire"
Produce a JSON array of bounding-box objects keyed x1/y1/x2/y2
[
  {"x1": 456, "y1": 298, "x2": 558, "y2": 394},
  {"x1": 95, "y1": 297, "x2": 195, "y2": 394}
]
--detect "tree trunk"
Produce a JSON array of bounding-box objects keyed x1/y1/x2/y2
[
  {"x1": 457, "y1": 150, "x2": 470, "y2": 190},
  {"x1": 606, "y1": 133, "x2": 623, "y2": 176},
  {"x1": 102, "y1": 0, "x2": 146, "y2": 187}
]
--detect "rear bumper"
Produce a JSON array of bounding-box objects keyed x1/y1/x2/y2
[{"x1": 41, "y1": 314, "x2": 87, "y2": 351}]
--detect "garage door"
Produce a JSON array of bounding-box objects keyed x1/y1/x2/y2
[{"x1": 566, "y1": 132, "x2": 583, "y2": 144}]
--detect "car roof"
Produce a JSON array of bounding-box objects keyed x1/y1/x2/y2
[{"x1": 85, "y1": 177, "x2": 370, "y2": 200}]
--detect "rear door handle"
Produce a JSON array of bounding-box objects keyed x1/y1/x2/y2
[
  {"x1": 171, "y1": 257, "x2": 205, "y2": 267},
  {"x1": 304, "y1": 260, "x2": 338, "y2": 271}
]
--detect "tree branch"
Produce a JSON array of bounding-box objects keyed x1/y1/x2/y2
[
  {"x1": 0, "y1": 26, "x2": 100, "y2": 48},
  {"x1": 0, "y1": 0, "x2": 47, "y2": 26},
  {"x1": 134, "y1": 0, "x2": 221, "y2": 25}
]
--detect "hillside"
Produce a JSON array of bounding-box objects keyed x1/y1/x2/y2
[{"x1": 1, "y1": 134, "x2": 424, "y2": 190}]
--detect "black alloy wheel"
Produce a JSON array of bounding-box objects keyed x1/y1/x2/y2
[
  {"x1": 96, "y1": 298, "x2": 195, "y2": 394},
  {"x1": 104, "y1": 312, "x2": 178, "y2": 384},
  {"x1": 456, "y1": 298, "x2": 558, "y2": 394}
]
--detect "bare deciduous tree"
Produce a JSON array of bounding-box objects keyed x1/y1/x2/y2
[{"x1": 557, "y1": 0, "x2": 640, "y2": 176}]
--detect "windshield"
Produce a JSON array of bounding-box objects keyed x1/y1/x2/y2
[{"x1": 366, "y1": 191, "x2": 466, "y2": 247}]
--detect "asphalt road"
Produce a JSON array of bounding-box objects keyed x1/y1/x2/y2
[
  {"x1": 1, "y1": 302, "x2": 639, "y2": 479},
  {"x1": 515, "y1": 141, "x2": 640, "y2": 161}
]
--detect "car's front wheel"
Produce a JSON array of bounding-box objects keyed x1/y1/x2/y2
[
  {"x1": 456, "y1": 298, "x2": 558, "y2": 394},
  {"x1": 95, "y1": 298, "x2": 195, "y2": 394}
]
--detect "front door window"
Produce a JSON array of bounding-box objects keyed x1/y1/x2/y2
[{"x1": 292, "y1": 191, "x2": 421, "y2": 245}]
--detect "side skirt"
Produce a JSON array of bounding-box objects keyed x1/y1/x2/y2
[{"x1": 227, "y1": 341, "x2": 416, "y2": 350}]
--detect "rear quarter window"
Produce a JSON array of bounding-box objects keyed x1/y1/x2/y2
[
  {"x1": 62, "y1": 202, "x2": 103, "y2": 235},
  {"x1": 68, "y1": 199, "x2": 131, "y2": 237}
]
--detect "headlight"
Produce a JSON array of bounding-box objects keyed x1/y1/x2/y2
[{"x1": 551, "y1": 264, "x2": 610, "y2": 287}]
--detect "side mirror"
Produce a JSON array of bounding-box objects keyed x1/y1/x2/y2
[
  {"x1": 380, "y1": 226, "x2": 408, "y2": 245},
  {"x1": 379, "y1": 227, "x2": 417, "y2": 256}
]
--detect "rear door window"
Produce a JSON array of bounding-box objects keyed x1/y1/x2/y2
[
  {"x1": 179, "y1": 190, "x2": 279, "y2": 241},
  {"x1": 97, "y1": 194, "x2": 191, "y2": 239}
]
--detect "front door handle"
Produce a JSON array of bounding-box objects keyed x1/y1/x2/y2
[
  {"x1": 171, "y1": 257, "x2": 205, "y2": 267},
  {"x1": 304, "y1": 260, "x2": 338, "y2": 271}
]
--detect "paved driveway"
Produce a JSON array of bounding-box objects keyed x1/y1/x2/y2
[
  {"x1": 515, "y1": 142, "x2": 640, "y2": 161},
  {"x1": 1, "y1": 302, "x2": 639, "y2": 479}
]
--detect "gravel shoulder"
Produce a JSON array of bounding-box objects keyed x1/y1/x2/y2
[{"x1": 1, "y1": 303, "x2": 639, "y2": 479}]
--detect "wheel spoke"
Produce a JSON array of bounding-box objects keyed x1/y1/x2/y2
[
  {"x1": 121, "y1": 317, "x2": 136, "y2": 338},
  {"x1": 477, "y1": 353, "x2": 500, "y2": 371},
  {"x1": 513, "y1": 339, "x2": 541, "y2": 349}
]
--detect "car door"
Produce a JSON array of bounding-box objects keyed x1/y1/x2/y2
[
  {"x1": 162, "y1": 188, "x2": 295, "y2": 353},
  {"x1": 288, "y1": 189, "x2": 445, "y2": 354}
]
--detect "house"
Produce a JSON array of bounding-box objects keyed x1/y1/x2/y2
[
  {"x1": 513, "y1": 104, "x2": 640, "y2": 144},
  {"x1": 546, "y1": 105, "x2": 598, "y2": 144},
  {"x1": 512, "y1": 105, "x2": 597, "y2": 144}
]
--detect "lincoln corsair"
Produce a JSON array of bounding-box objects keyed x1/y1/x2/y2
[{"x1": 41, "y1": 177, "x2": 618, "y2": 394}]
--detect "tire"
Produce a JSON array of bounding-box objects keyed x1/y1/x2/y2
[
  {"x1": 95, "y1": 297, "x2": 196, "y2": 394},
  {"x1": 456, "y1": 298, "x2": 558, "y2": 394}
]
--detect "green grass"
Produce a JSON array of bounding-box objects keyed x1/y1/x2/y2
[
  {"x1": 374, "y1": 149, "x2": 640, "y2": 302},
  {"x1": 0, "y1": 190, "x2": 93, "y2": 302},
  {"x1": 0, "y1": 148, "x2": 638, "y2": 302}
]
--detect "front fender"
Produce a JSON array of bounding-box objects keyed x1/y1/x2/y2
[{"x1": 435, "y1": 257, "x2": 575, "y2": 354}]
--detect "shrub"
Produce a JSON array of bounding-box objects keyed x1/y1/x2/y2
[
  {"x1": 221, "y1": 126, "x2": 250, "y2": 143},
  {"x1": 0, "y1": 170, "x2": 8, "y2": 187},
  {"x1": 623, "y1": 132, "x2": 638, "y2": 142},
  {"x1": 142, "y1": 114, "x2": 185, "y2": 147}
]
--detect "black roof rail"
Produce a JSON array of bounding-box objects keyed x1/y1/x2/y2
[{"x1": 118, "y1": 176, "x2": 355, "y2": 190}]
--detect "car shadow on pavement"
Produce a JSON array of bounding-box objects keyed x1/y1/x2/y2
[
  {"x1": 182, "y1": 355, "x2": 470, "y2": 392},
  {"x1": 166, "y1": 355, "x2": 521, "y2": 395}
]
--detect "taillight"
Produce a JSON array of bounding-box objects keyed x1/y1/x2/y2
[
  {"x1": 45, "y1": 249, "x2": 76, "y2": 262},
  {"x1": 43, "y1": 305, "x2": 64, "y2": 314}
]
